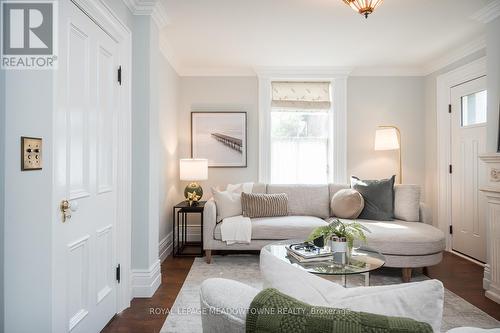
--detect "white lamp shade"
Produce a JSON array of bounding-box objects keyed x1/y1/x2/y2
[
  {"x1": 179, "y1": 159, "x2": 208, "y2": 181},
  {"x1": 374, "y1": 128, "x2": 400, "y2": 151}
]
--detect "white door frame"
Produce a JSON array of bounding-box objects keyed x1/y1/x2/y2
[
  {"x1": 436, "y1": 57, "x2": 486, "y2": 252},
  {"x1": 56, "y1": 0, "x2": 132, "y2": 314}
]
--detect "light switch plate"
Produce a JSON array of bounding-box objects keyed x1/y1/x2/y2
[{"x1": 21, "y1": 136, "x2": 42, "y2": 171}]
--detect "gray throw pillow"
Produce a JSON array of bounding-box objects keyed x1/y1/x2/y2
[{"x1": 351, "y1": 175, "x2": 395, "y2": 221}]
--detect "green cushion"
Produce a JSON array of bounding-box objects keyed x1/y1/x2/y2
[
  {"x1": 351, "y1": 175, "x2": 395, "y2": 221},
  {"x1": 246, "y1": 288, "x2": 433, "y2": 333}
]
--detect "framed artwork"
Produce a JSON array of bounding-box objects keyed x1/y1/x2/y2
[
  {"x1": 191, "y1": 112, "x2": 247, "y2": 168},
  {"x1": 498, "y1": 104, "x2": 500, "y2": 153}
]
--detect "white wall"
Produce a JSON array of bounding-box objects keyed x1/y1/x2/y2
[
  {"x1": 3, "y1": 70, "x2": 55, "y2": 333},
  {"x1": 486, "y1": 16, "x2": 500, "y2": 152},
  {"x1": 0, "y1": 57, "x2": 6, "y2": 332},
  {"x1": 178, "y1": 76, "x2": 428, "y2": 190},
  {"x1": 347, "y1": 77, "x2": 425, "y2": 187},
  {"x1": 131, "y1": 14, "x2": 180, "y2": 269},
  {"x1": 178, "y1": 77, "x2": 259, "y2": 192},
  {"x1": 158, "y1": 54, "x2": 180, "y2": 255}
]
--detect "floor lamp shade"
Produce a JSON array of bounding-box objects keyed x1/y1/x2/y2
[
  {"x1": 374, "y1": 128, "x2": 400, "y2": 151},
  {"x1": 374, "y1": 126, "x2": 402, "y2": 183}
]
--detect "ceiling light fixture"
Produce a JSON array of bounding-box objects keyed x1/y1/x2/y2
[{"x1": 342, "y1": 0, "x2": 384, "y2": 18}]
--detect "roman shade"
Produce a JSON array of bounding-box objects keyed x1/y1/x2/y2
[{"x1": 271, "y1": 81, "x2": 331, "y2": 109}]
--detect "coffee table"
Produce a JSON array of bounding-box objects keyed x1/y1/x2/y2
[{"x1": 262, "y1": 239, "x2": 385, "y2": 287}]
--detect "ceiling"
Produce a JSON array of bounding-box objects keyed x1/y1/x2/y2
[{"x1": 161, "y1": 0, "x2": 491, "y2": 76}]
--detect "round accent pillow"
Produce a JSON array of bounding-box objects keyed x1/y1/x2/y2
[{"x1": 331, "y1": 189, "x2": 365, "y2": 219}]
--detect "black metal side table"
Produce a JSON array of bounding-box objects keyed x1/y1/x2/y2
[{"x1": 173, "y1": 201, "x2": 205, "y2": 256}]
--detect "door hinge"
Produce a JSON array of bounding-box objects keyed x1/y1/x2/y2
[
  {"x1": 117, "y1": 66, "x2": 122, "y2": 86},
  {"x1": 449, "y1": 164, "x2": 453, "y2": 174},
  {"x1": 448, "y1": 104, "x2": 452, "y2": 113},
  {"x1": 449, "y1": 225, "x2": 453, "y2": 235},
  {"x1": 116, "y1": 264, "x2": 121, "y2": 283}
]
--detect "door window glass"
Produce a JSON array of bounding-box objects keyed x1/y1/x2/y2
[{"x1": 461, "y1": 90, "x2": 487, "y2": 126}]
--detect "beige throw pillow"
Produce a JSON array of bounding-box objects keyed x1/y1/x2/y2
[
  {"x1": 241, "y1": 192, "x2": 288, "y2": 218},
  {"x1": 331, "y1": 189, "x2": 364, "y2": 219}
]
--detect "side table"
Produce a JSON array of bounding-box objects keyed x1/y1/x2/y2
[{"x1": 173, "y1": 201, "x2": 205, "y2": 256}]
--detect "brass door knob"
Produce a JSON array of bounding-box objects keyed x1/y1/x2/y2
[{"x1": 60, "y1": 199, "x2": 72, "y2": 223}]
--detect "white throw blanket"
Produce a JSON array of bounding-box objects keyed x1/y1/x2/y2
[{"x1": 220, "y1": 215, "x2": 252, "y2": 245}]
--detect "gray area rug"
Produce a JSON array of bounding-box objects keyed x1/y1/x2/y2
[{"x1": 161, "y1": 255, "x2": 500, "y2": 332}]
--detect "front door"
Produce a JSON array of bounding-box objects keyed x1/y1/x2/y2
[
  {"x1": 450, "y1": 76, "x2": 487, "y2": 262},
  {"x1": 53, "y1": 1, "x2": 120, "y2": 332}
]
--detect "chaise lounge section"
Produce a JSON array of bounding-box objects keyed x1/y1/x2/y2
[{"x1": 203, "y1": 183, "x2": 446, "y2": 282}]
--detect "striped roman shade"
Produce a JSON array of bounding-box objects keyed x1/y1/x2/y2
[{"x1": 241, "y1": 192, "x2": 288, "y2": 218}]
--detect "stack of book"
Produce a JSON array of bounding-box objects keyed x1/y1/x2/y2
[{"x1": 286, "y1": 243, "x2": 332, "y2": 263}]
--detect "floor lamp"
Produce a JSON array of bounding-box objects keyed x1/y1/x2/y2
[{"x1": 374, "y1": 126, "x2": 402, "y2": 184}]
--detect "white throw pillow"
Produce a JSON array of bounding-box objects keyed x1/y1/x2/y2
[
  {"x1": 394, "y1": 185, "x2": 421, "y2": 222},
  {"x1": 227, "y1": 182, "x2": 254, "y2": 193},
  {"x1": 212, "y1": 185, "x2": 244, "y2": 222}
]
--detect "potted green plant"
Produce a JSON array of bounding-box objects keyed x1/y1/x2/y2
[{"x1": 307, "y1": 219, "x2": 370, "y2": 263}]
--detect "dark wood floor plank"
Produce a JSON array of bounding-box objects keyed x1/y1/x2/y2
[
  {"x1": 101, "y1": 256, "x2": 194, "y2": 333},
  {"x1": 426, "y1": 251, "x2": 500, "y2": 321},
  {"x1": 103, "y1": 251, "x2": 500, "y2": 332}
]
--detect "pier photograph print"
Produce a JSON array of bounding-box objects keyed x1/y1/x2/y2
[{"x1": 191, "y1": 112, "x2": 247, "y2": 167}]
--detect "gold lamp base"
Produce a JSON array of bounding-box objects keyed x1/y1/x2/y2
[{"x1": 184, "y1": 182, "x2": 203, "y2": 205}]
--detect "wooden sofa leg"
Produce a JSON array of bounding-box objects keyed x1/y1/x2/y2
[
  {"x1": 402, "y1": 268, "x2": 412, "y2": 283},
  {"x1": 205, "y1": 250, "x2": 212, "y2": 264}
]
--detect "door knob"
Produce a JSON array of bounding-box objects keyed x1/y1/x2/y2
[{"x1": 60, "y1": 199, "x2": 74, "y2": 223}]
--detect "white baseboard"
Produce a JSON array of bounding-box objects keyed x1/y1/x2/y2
[
  {"x1": 159, "y1": 232, "x2": 173, "y2": 262},
  {"x1": 131, "y1": 259, "x2": 161, "y2": 298}
]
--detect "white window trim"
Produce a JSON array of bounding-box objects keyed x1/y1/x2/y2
[{"x1": 257, "y1": 67, "x2": 350, "y2": 184}]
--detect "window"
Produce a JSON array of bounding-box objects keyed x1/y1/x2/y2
[
  {"x1": 461, "y1": 90, "x2": 487, "y2": 126},
  {"x1": 270, "y1": 81, "x2": 332, "y2": 184}
]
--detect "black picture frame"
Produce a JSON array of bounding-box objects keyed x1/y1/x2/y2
[
  {"x1": 497, "y1": 104, "x2": 500, "y2": 153},
  {"x1": 191, "y1": 111, "x2": 248, "y2": 168}
]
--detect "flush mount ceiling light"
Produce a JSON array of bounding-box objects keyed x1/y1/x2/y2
[{"x1": 342, "y1": 0, "x2": 384, "y2": 18}]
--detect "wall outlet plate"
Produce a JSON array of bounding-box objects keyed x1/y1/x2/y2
[{"x1": 21, "y1": 136, "x2": 42, "y2": 171}]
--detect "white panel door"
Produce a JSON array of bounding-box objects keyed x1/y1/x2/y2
[
  {"x1": 450, "y1": 76, "x2": 487, "y2": 262},
  {"x1": 54, "y1": 1, "x2": 119, "y2": 332}
]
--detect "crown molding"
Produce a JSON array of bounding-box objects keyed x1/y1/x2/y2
[
  {"x1": 179, "y1": 67, "x2": 256, "y2": 77},
  {"x1": 422, "y1": 35, "x2": 486, "y2": 76},
  {"x1": 254, "y1": 66, "x2": 352, "y2": 79},
  {"x1": 350, "y1": 66, "x2": 424, "y2": 77},
  {"x1": 122, "y1": 0, "x2": 168, "y2": 28},
  {"x1": 471, "y1": 0, "x2": 500, "y2": 24},
  {"x1": 177, "y1": 66, "x2": 428, "y2": 77}
]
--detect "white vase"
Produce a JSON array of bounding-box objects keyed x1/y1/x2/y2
[{"x1": 331, "y1": 236, "x2": 348, "y2": 264}]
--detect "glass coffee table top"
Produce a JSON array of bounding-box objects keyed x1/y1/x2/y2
[{"x1": 263, "y1": 239, "x2": 385, "y2": 276}]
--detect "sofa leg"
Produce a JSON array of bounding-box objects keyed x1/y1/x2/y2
[
  {"x1": 205, "y1": 250, "x2": 212, "y2": 264},
  {"x1": 402, "y1": 268, "x2": 412, "y2": 282}
]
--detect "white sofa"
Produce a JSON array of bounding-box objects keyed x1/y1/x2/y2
[
  {"x1": 199, "y1": 278, "x2": 445, "y2": 333},
  {"x1": 203, "y1": 183, "x2": 446, "y2": 281}
]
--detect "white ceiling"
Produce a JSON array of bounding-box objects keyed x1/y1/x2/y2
[{"x1": 161, "y1": 0, "x2": 492, "y2": 76}]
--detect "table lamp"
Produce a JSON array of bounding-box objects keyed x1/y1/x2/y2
[
  {"x1": 374, "y1": 126, "x2": 402, "y2": 184},
  {"x1": 180, "y1": 158, "x2": 208, "y2": 204}
]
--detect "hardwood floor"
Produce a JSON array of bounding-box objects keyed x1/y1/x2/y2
[
  {"x1": 101, "y1": 256, "x2": 194, "y2": 333},
  {"x1": 102, "y1": 251, "x2": 499, "y2": 332},
  {"x1": 426, "y1": 251, "x2": 500, "y2": 321}
]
